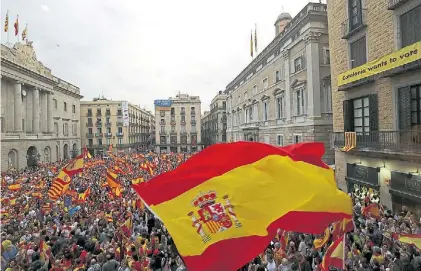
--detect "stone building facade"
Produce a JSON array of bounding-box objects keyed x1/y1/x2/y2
[
  {"x1": 225, "y1": 2, "x2": 334, "y2": 164},
  {"x1": 154, "y1": 93, "x2": 202, "y2": 153},
  {"x1": 328, "y1": 0, "x2": 421, "y2": 213},
  {"x1": 1, "y1": 42, "x2": 83, "y2": 169},
  {"x1": 80, "y1": 98, "x2": 154, "y2": 155},
  {"x1": 201, "y1": 91, "x2": 227, "y2": 147}
]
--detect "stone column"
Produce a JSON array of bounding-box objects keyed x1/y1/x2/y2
[
  {"x1": 14, "y1": 81, "x2": 23, "y2": 132},
  {"x1": 305, "y1": 31, "x2": 322, "y2": 117},
  {"x1": 32, "y1": 87, "x2": 40, "y2": 134},
  {"x1": 47, "y1": 92, "x2": 54, "y2": 133}
]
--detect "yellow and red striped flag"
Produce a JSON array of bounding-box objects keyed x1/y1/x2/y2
[
  {"x1": 78, "y1": 187, "x2": 91, "y2": 202},
  {"x1": 14, "y1": 15, "x2": 18, "y2": 36},
  {"x1": 83, "y1": 145, "x2": 92, "y2": 159},
  {"x1": 107, "y1": 168, "x2": 123, "y2": 196},
  {"x1": 4, "y1": 11, "x2": 8, "y2": 32},
  {"x1": 331, "y1": 218, "x2": 354, "y2": 239},
  {"x1": 133, "y1": 142, "x2": 352, "y2": 271},
  {"x1": 121, "y1": 216, "x2": 133, "y2": 238},
  {"x1": 132, "y1": 177, "x2": 144, "y2": 185},
  {"x1": 321, "y1": 235, "x2": 345, "y2": 271},
  {"x1": 21, "y1": 23, "x2": 27, "y2": 41},
  {"x1": 48, "y1": 155, "x2": 84, "y2": 200},
  {"x1": 8, "y1": 183, "x2": 21, "y2": 191}
]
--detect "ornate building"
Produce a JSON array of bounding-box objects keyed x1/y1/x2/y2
[
  {"x1": 154, "y1": 93, "x2": 202, "y2": 153},
  {"x1": 201, "y1": 91, "x2": 227, "y2": 147},
  {"x1": 1, "y1": 42, "x2": 83, "y2": 169},
  {"x1": 225, "y1": 2, "x2": 334, "y2": 164},
  {"x1": 80, "y1": 98, "x2": 154, "y2": 155}
]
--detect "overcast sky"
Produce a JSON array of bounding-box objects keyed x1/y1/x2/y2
[{"x1": 2, "y1": 0, "x2": 318, "y2": 112}]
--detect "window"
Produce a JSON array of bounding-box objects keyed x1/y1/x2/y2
[
  {"x1": 117, "y1": 138, "x2": 122, "y2": 145},
  {"x1": 117, "y1": 109, "x2": 122, "y2": 116},
  {"x1": 54, "y1": 123, "x2": 59, "y2": 135},
  {"x1": 248, "y1": 107, "x2": 253, "y2": 122},
  {"x1": 263, "y1": 78, "x2": 269, "y2": 90},
  {"x1": 171, "y1": 135, "x2": 177, "y2": 144},
  {"x1": 263, "y1": 101, "x2": 268, "y2": 121},
  {"x1": 180, "y1": 135, "x2": 188, "y2": 144},
  {"x1": 277, "y1": 135, "x2": 284, "y2": 146},
  {"x1": 244, "y1": 91, "x2": 248, "y2": 100},
  {"x1": 171, "y1": 107, "x2": 175, "y2": 115},
  {"x1": 191, "y1": 107, "x2": 196, "y2": 114},
  {"x1": 106, "y1": 138, "x2": 111, "y2": 145},
  {"x1": 253, "y1": 104, "x2": 258, "y2": 121},
  {"x1": 171, "y1": 125, "x2": 176, "y2": 132},
  {"x1": 181, "y1": 115, "x2": 186, "y2": 122},
  {"x1": 160, "y1": 111, "x2": 165, "y2": 117},
  {"x1": 53, "y1": 99, "x2": 57, "y2": 109},
  {"x1": 294, "y1": 57, "x2": 303, "y2": 73},
  {"x1": 353, "y1": 97, "x2": 370, "y2": 133},
  {"x1": 264, "y1": 135, "x2": 270, "y2": 144},
  {"x1": 191, "y1": 124, "x2": 196, "y2": 132},
  {"x1": 118, "y1": 127, "x2": 123, "y2": 133},
  {"x1": 253, "y1": 85, "x2": 258, "y2": 95},
  {"x1": 97, "y1": 128, "x2": 102, "y2": 134},
  {"x1": 400, "y1": 5, "x2": 421, "y2": 48},
  {"x1": 63, "y1": 123, "x2": 69, "y2": 135},
  {"x1": 323, "y1": 48, "x2": 330, "y2": 64},
  {"x1": 107, "y1": 127, "x2": 111, "y2": 133},
  {"x1": 222, "y1": 101, "x2": 226, "y2": 109},
  {"x1": 410, "y1": 85, "x2": 421, "y2": 125},
  {"x1": 160, "y1": 119, "x2": 165, "y2": 125},
  {"x1": 88, "y1": 128, "x2": 93, "y2": 134},
  {"x1": 160, "y1": 126, "x2": 165, "y2": 133},
  {"x1": 350, "y1": 36, "x2": 367, "y2": 68},
  {"x1": 293, "y1": 134, "x2": 303, "y2": 144},
  {"x1": 181, "y1": 125, "x2": 186, "y2": 133},
  {"x1": 294, "y1": 88, "x2": 305, "y2": 116},
  {"x1": 276, "y1": 94, "x2": 285, "y2": 119},
  {"x1": 348, "y1": 0, "x2": 363, "y2": 31},
  {"x1": 88, "y1": 139, "x2": 93, "y2": 146},
  {"x1": 72, "y1": 105, "x2": 76, "y2": 113},
  {"x1": 275, "y1": 71, "x2": 281, "y2": 82},
  {"x1": 64, "y1": 102, "x2": 67, "y2": 111},
  {"x1": 321, "y1": 79, "x2": 333, "y2": 113},
  {"x1": 181, "y1": 107, "x2": 185, "y2": 114}
]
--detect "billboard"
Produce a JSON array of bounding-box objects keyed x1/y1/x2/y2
[
  {"x1": 154, "y1": 99, "x2": 172, "y2": 111},
  {"x1": 122, "y1": 102, "x2": 129, "y2": 127}
]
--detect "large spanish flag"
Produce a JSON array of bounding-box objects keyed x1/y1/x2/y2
[
  {"x1": 397, "y1": 234, "x2": 421, "y2": 250},
  {"x1": 132, "y1": 142, "x2": 352, "y2": 271}
]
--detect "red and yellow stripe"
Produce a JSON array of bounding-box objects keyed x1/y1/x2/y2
[{"x1": 133, "y1": 142, "x2": 352, "y2": 271}]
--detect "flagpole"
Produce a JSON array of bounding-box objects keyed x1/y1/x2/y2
[{"x1": 343, "y1": 233, "x2": 346, "y2": 270}]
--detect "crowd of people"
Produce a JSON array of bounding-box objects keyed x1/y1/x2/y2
[{"x1": 1, "y1": 149, "x2": 421, "y2": 271}]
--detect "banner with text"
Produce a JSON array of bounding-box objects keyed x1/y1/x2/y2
[
  {"x1": 338, "y1": 41, "x2": 421, "y2": 87},
  {"x1": 154, "y1": 99, "x2": 172, "y2": 111},
  {"x1": 122, "y1": 102, "x2": 129, "y2": 127}
]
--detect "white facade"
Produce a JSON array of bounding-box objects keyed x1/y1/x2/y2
[
  {"x1": 154, "y1": 93, "x2": 202, "y2": 153},
  {"x1": 1, "y1": 42, "x2": 82, "y2": 169}
]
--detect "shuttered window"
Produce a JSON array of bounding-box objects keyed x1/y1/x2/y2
[
  {"x1": 400, "y1": 4, "x2": 421, "y2": 48},
  {"x1": 410, "y1": 84, "x2": 421, "y2": 125},
  {"x1": 350, "y1": 36, "x2": 367, "y2": 68},
  {"x1": 343, "y1": 94, "x2": 378, "y2": 133}
]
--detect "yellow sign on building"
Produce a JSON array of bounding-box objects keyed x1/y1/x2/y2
[{"x1": 338, "y1": 41, "x2": 421, "y2": 87}]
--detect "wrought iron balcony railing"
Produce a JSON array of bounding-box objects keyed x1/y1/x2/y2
[{"x1": 332, "y1": 130, "x2": 421, "y2": 154}]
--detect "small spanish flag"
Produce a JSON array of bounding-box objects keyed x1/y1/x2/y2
[
  {"x1": 8, "y1": 183, "x2": 21, "y2": 191},
  {"x1": 14, "y1": 14, "x2": 18, "y2": 36},
  {"x1": 320, "y1": 235, "x2": 345, "y2": 270},
  {"x1": 250, "y1": 30, "x2": 254, "y2": 58},
  {"x1": 133, "y1": 142, "x2": 352, "y2": 271},
  {"x1": 314, "y1": 227, "x2": 331, "y2": 249},
  {"x1": 4, "y1": 11, "x2": 9, "y2": 32}
]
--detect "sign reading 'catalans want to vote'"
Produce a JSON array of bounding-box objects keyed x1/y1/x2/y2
[{"x1": 338, "y1": 41, "x2": 421, "y2": 87}]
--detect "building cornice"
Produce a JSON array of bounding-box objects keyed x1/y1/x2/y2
[{"x1": 224, "y1": 3, "x2": 327, "y2": 94}]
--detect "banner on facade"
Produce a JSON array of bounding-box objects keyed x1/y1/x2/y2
[
  {"x1": 154, "y1": 99, "x2": 172, "y2": 111},
  {"x1": 122, "y1": 102, "x2": 129, "y2": 127},
  {"x1": 338, "y1": 41, "x2": 421, "y2": 87}
]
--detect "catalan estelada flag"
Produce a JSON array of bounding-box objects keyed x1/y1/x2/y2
[
  {"x1": 321, "y1": 235, "x2": 345, "y2": 271},
  {"x1": 132, "y1": 142, "x2": 352, "y2": 271},
  {"x1": 396, "y1": 233, "x2": 421, "y2": 250}
]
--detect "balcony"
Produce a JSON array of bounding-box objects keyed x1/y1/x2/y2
[
  {"x1": 170, "y1": 131, "x2": 177, "y2": 135},
  {"x1": 160, "y1": 140, "x2": 167, "y2": 144},
  {"x1": 105, "y1": 132, "x2": 112, "y2": 138},
  {"x1": 95, "y1": 133, "x2": 103, "y2": 137},
  {"x1": 181, "y1": 120, "x2": 186, "y2": 125},
  {"x1": 170, "y1": 120, "x2": 176, "y2": 125},
  {"x1": 117, "y1": 112, "x2": 123, "y2": 116},
  {"x1": 341, "y1": 10, "x2": 367, "y2": 39},
  {"x1": 332, "y1": 131, "x2": 421, "y2": 155},
  {"x1": 86, "y1": 122, "x2": 93, "y2": 127},
  {"x1": 181, "y1": 111, "x2": 186, "y2": 115},
  {"x1": 96, "y1": 112, "x2": 102, "y2": 117},
  {"x1": 117, "y1": 121, "x2": 123, "y2": 126},
  {"x1": 191, "y1": 120, "x2": 196, "y2": 125},
  {"x1": 105, "y1": 111, "x2": 111, "y2": 117},
  {"x1": 96, "y1": 122, "x2": 102, "y2": 127},
  {"x1": 191, "y1": 131, "x2": 197, "y2": 135},
  {"x1": 191, "y1": 111, "x2": 196, "y2": 115},
  {"x1": 160, "y1": 121, "x2": 166, "y2": 126},
  {"x1": 105, "y1": 122, "x2": 112, "y2": 127},
  {"x1": 86, "y1": 133, "x2": 94, "y2": 138},
  {"x1": 180, "y1": 132, "x2": 187, "y2": 136},
  {"x1": 388, "y1": 0, "x2": 409, "y2": 9},
  {"x1": 159, "y1": 131, "x2": 167, "y2": 135},
  {"x1": 116, "y1": 132, "x2": 124, "y2": 137}
]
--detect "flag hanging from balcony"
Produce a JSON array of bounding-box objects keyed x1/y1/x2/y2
[{"x1": 341, "y1": 132, "x2": 356, "y2": 152}]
